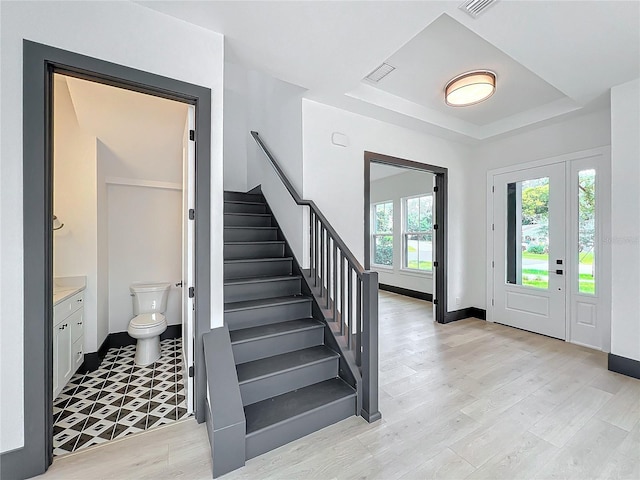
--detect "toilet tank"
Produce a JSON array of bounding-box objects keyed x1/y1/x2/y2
[{"x1": 130, "y1": 282, "x2": 171, "y2": 315}]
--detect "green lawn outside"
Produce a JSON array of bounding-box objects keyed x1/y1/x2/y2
[
  {"x1": 407, "y1": 260, "x2": 432, "y2": 270},
  {"x1": 523, "y1": 251, "x2": 594, "y2": 265},
  {"x1": 521, "y1": 267, "x2": 595, "y2": 293}
]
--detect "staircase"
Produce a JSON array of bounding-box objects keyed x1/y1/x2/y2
[{"x1": 223, "y1": 191, "x2": 357, "y2": 460}]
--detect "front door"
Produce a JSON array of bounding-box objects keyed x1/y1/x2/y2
[{"x1": 492, "y1": 163, "x2": 566, "y2": 339}]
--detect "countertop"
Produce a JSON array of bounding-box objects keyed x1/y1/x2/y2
[{"x1": 53, "y1": 276, "x2": 87, "y2": 306}]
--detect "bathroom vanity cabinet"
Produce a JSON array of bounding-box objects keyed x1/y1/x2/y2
[{"x1": 53, "y1": 290, "x2": 84, "y2": 399}]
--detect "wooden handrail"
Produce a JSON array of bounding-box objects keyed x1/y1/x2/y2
[
  {"x1": 251, "y1": 131, "x2": 365, "y2": 275},
  {"x1": 251, "y1": 130, "x2": 380, "y2": 423}
]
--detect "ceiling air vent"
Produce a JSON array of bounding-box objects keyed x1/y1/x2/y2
[
  {"x1": 364, "y1": 63, "x2": 396, "y2": 83},
  {"x1": 459, "y1": 0, "x2": 499, "y2": 18}
]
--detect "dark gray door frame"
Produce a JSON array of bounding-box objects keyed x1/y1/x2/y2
[
  {"x1": 364, "y1": 151, "x2": 448, "y2": 324},
  {"x1": 1, "y1": 40, "x2": 211, "y2": 479}
]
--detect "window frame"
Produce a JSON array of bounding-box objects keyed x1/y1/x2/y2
[
  {"x1": 371, "y1": 200, "x2": 394, "y2": 268},
  {"x1": 401, "y1": 193, "x2": 434, "y2": 274}
]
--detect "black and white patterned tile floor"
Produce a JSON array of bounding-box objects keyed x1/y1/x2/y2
[{"x1": 53, "y1": 338, "x2": 188, "y2": 456}]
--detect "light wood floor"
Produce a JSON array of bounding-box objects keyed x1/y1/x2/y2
[{"x1": 38, "y1": 291, "x2": 640, "y2": 479}]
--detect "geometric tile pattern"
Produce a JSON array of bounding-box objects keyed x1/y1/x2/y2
[{"x1": 53, "y1": 338, "x2": 188, "y2": 456}]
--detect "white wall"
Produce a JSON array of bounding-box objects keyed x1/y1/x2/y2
[
  {"x1": 107, "y1": 183, "x2": 183, "y2": 333},
  {"x1": 302, "y1": 100, "x2": 472, "y2": 311},
  {"x1": 0, "y1": 0, "x2": 223, "y2": 453},
  {"x1": 97, "y1": 138, "x2": 184, "y2": 335},
  {"x1": 370, "y1": 170, "x2": 435, "y2": 294},
  {"x1": 222, "y1": 65, "x2": 309, "y2": 262},
  {"x1": 52, "y1": 78, "x2": 103, "y2": 354},
  {"x1": 610, "y1": 78, "x2": 640, "y2": 362},
  {"x1": 223, "y1": 62, "x2": 248, "y2": 192},
  {"x1": 469, "y1": 110, "x2": 612, "y2": 309}
]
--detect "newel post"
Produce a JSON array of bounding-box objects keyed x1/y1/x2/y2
[{"x1": 361, "y1": 271, "x2": 381, "y2": 423}]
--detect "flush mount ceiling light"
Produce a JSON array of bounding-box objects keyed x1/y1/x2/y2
[{"x1": 445, "y1": 70, "x2": 496, "y2": 107}]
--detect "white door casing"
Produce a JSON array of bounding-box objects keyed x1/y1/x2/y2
[{"x1": 182, "y1": 106, "x2": 196, "y2": 413}]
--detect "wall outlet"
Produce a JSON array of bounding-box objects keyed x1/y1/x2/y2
[{"x1": 455, "y1": 297, "x2": 461, "y2": 306}]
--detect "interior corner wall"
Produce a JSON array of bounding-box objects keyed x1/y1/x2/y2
[
  {"x1": 0, "y1": 0, "x2": 223, "y2": 453},
  {"x1": 370, "y1": 170, "x2": 435, "y2": 294},
  {"x1": 98, "y1": 139, "x2": 183, "y2": 336},
  {"x1": 302, "y1": 99, "x2": 472, "y2": 312},
  {"x1": 223, "y1": 61, "x2": 248, "y2": 192},
  {"x1": 243, "y1": 67, "x2": 308, "y2": 263},
  {"x1": 610, "y1": 78, "x2": 640, "y2": 362},
  {"x1": 52, "y1": 79, "x2": 101, "y2": 355},
  {"x1": 469, "y1": 109, "x2": 613, "y2": 310}
]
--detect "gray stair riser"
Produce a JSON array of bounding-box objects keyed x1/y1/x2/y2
[
  {"x1": 224, "y1": 259, "x2": 292, "y2": 280},
  {"x1": 224, "y1": 192, "x2": 265, "y2": 203},
  {"x1": 232, "y1": 327, "x2": 325, "y2": 364},
  {"x1": 224, "y1": 228, "x2": 278, "y2": 242},
  {"x1": 224, "y1": 213, "x2": 272, "y2": 227},
  {"x1": 224, "y1": 278, "x2": 301, "y2": 303},
  {"x1": 224, "y1": 243, "x2": 284, "y2": 260},
  {"x1": 224, "y1": 202, "x2": 268, "y2": 214},
  {"x1": 224, "y1": 214, "x2": 272, "y2": 227},
  {"x1": 239, "y1": 357, "x2": 338, "y2": 406},
  {"x1": 225, "y1": 301, "x2": 312, "y2": 330},
  {"x1": 245, "y1": 394, "x2": 356, "y2": 460}
]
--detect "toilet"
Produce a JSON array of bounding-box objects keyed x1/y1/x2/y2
[{"x1": 128, "y1": 282, "x2": 170, "y2": 366}]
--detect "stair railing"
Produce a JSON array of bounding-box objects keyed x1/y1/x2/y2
[{"x1": 251, "y1": 131, "x2": 380, "y2": 422}]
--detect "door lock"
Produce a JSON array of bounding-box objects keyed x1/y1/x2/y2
[{"x1": 555, "y1": 269, "x2": 563, "y2": 275}]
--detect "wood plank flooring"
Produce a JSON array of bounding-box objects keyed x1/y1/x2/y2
[{"x1": 37, "y1": 291, "x2": 639, "y2": 479}]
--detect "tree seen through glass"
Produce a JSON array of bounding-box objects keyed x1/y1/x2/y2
[
  {"x1": 373, "y1": 202, "x2": 393, "y2": 266},
  {"x1": 405, "y1": 195, "x2": 433, "y2": 271}
]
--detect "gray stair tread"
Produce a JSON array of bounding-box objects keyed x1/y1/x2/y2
[
  {"x1": 224, "y1": 226, "x2": 277, "y2": 230},
  {"x1": 224, "y1": 275, "x2": 301, "y2": 286},
  {"x1": 244, "y1": 378, "x2": 355, "y2": 434},
  {"x1": 225, "y1": 257, "x2": 292, "y2": 264},
  {"x1": 236, "y1": 345, "x2": 338, "y2": 384},
  {"x1": 224, "y1": 295, "x2": 311, "y2": 312},
  {"x1": 224, "y1": 212, "x2": 272, "y2": 217},
  {"x1": 224, "y1": 241, "x2": 284, "y2": 245},
  {"x1": 224, "y1": 200, "x2": 266, "y2": 206},
  {"x1": 230, "y1": 318, "x2": 323, "y2": 344}
]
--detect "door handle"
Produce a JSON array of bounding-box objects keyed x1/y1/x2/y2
[
  {"x1": 175, "y1": 281, "x2": 183, "y2": 287},
  {"x1": 555, "y1": 270, "x2": 563, "y2": 275}
]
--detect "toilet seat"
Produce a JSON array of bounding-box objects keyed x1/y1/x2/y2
[{"x1": 130, "y1": 313, "x2": 166, "y2": 329}]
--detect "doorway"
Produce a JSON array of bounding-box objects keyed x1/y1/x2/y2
[
  {"x1": 21, "y1": 40, "x2": 211, "y2": 475},
  {"x1": 364, "y1": 151, "x2": 448, "y2": 324},
  {"x1": 51, "y1": 73, "x2": 195, "y2": 455},
  {"x1": 488, "y1": 148, "x2": 611, "y2": 350}
]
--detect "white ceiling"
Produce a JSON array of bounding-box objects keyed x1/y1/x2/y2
[
  {"x1": 137, "y1": 0, "x2": 640, "y2": 142},
  {"x1": 58, "y1": 74, "x2": 188, "y2": 181}
]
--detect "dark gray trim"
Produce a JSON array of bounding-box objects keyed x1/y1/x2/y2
[
  {"x1": 364, "y1": 151, "x2": 448, "y2": 324},
  {"x1": 80, "y1": 325, "x2": 183, "y2": 373},
  {"x1": 203, "y1": 327, "x2": 246, "y2": 478},
  {"x1": 78, "y1": 336, "x2": 110, "y2": 373},
  {"x1": 7, "y1": 40, "x2": 212, "y2": 480},
  {"x1": 608, "y1": 353, "x2": 640, "y2": 380},
  {"x1": 444, "y1": 307, "x2": 487, "y2": 323},
  {"x1": 379, "y1": 284, "x2": 433, "y2": 302}
]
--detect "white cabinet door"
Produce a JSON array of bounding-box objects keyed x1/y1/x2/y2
[{"x1": 54, "y1": 320, "x2": 72, "y2": 398}]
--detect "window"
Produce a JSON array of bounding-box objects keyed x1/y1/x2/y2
[
  {"x1": 578, "y1": 169, "x2": 596, "y2": 295},
  {"x1": 403, "y1": 195, "x2": 433, "y2": 271},
  {"x1": 372, "y1": 201, "x2": 393, "y2": 266}
]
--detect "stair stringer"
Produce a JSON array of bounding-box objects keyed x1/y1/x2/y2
[{"x1": 254, "y1": 185, "x2": 362, "y2": 415}]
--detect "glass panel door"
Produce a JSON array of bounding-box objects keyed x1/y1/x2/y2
[{"x1": 493, "y1": 163, "x2": 566, "y2": 339}]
